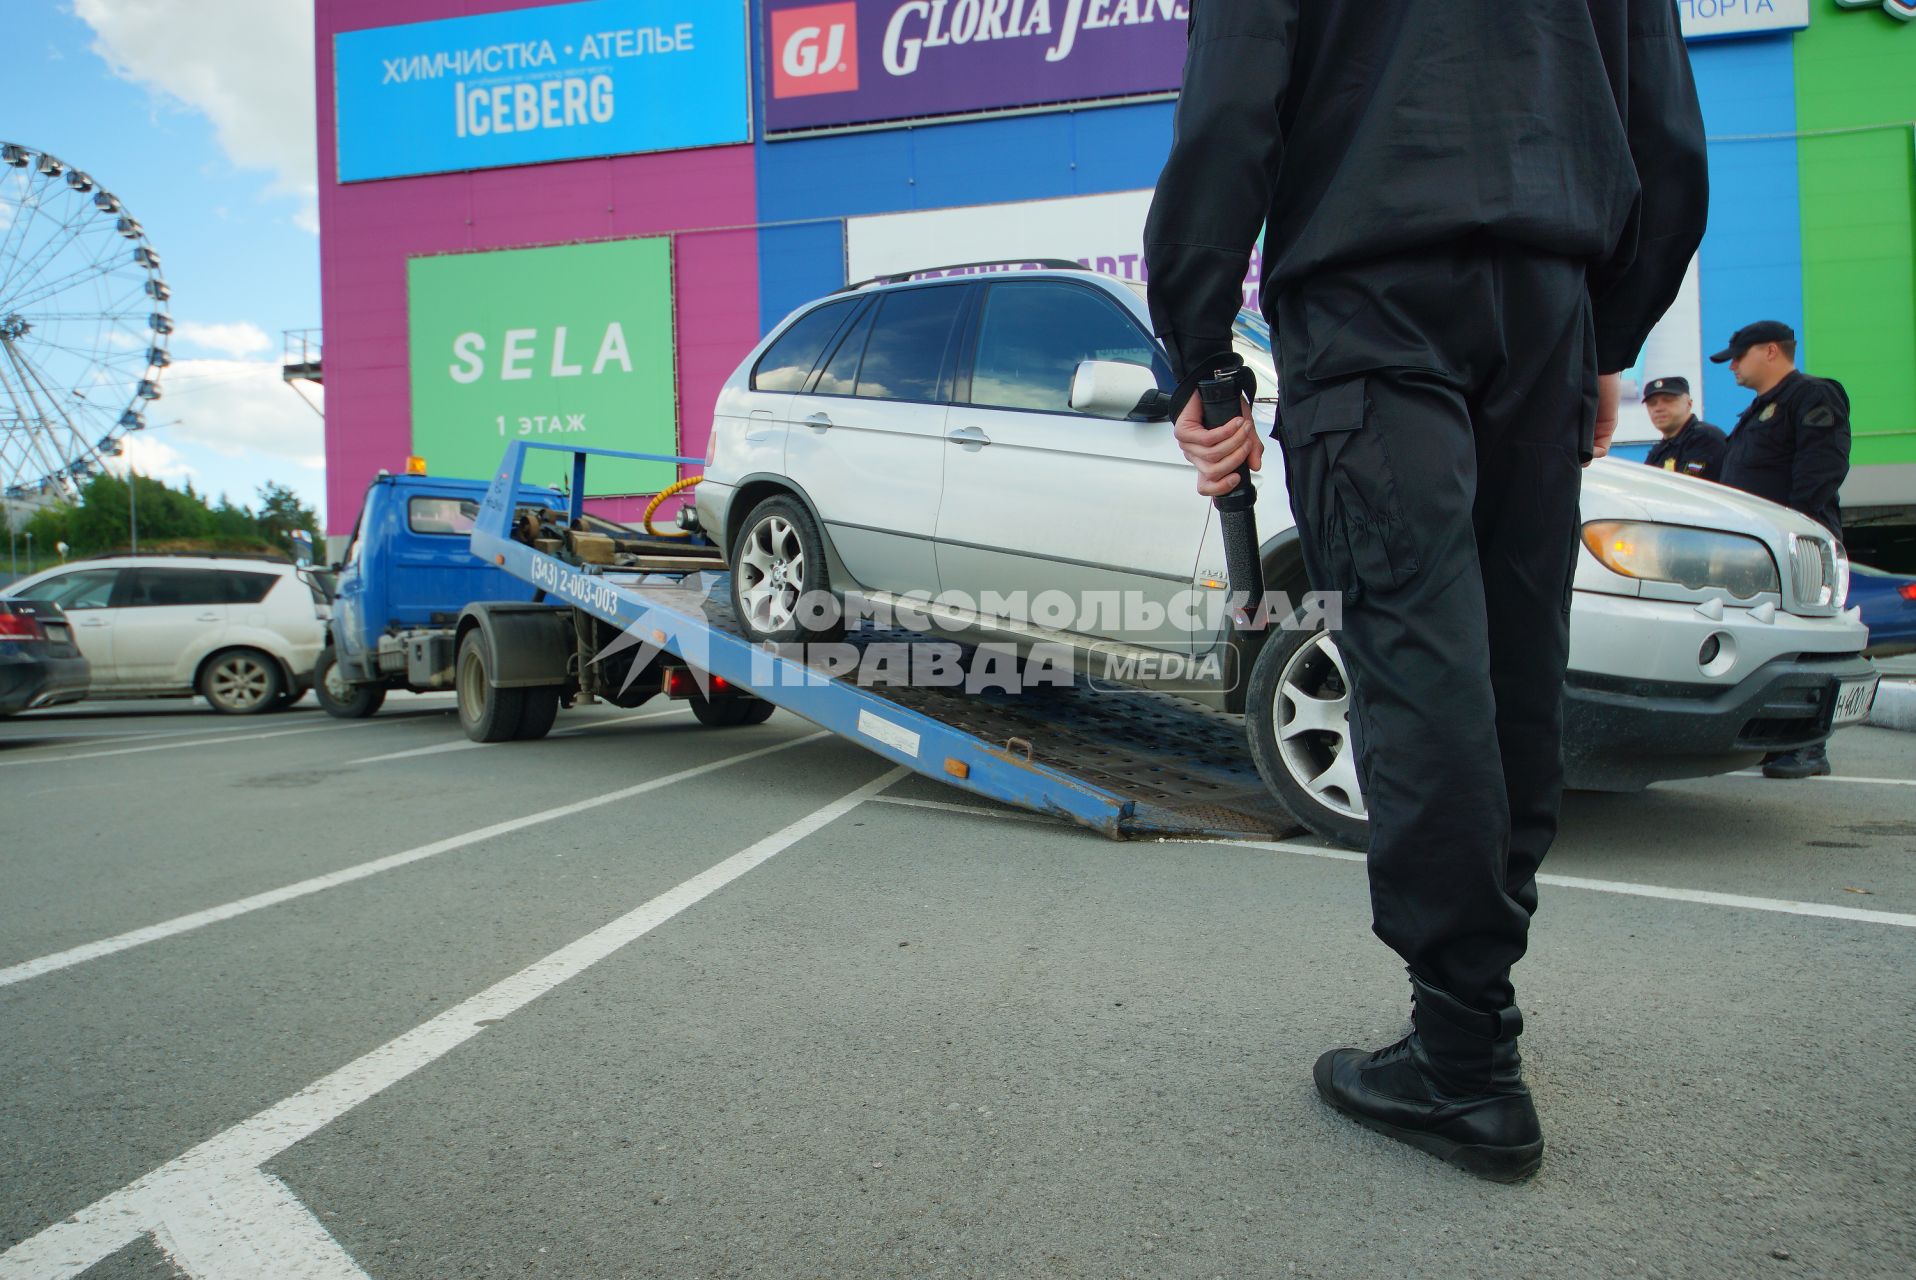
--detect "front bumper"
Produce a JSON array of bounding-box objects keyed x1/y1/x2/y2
[
  {"x1": 1564, "y1": 651, "x2": 1876, "y2": 790},
  {"x1": 0, "y1": 651, "x2": 92, "y2": 715}
]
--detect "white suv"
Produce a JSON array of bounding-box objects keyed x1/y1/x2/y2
[
  {"x1": 696, "y1": 267, "x2": 1875, "y2": 843},
  {"x1": 2, "y1": 555, "x2": 328, "y2": 714}
]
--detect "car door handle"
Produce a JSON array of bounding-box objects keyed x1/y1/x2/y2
[
  {"x1": 80, "y1": 617, "x2": 107, "y2": 627},
  {"x1": 947, "y1": 426, "x2": 991, "y2": 448},
  {"x1": 197, "y1": 612, "x2": 221, "y2": 622},
  {"x1": 804, "y1": 412, "x2": 833, "y2": 430}
]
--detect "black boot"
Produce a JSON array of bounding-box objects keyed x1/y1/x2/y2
[
  {"x1": 1314, "y1": 974, "x2": 1543, "y2": 1182},
  {"x1": 1762, "y1": 743, "x2": 1831, "y2": 779}
]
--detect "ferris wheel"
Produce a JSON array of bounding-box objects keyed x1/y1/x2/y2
[{"x1": 0, "y1": 141, "x2": 170, "y2": 504}]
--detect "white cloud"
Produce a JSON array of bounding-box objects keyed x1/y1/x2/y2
[
  {"x1": 150, "y1": 357, "x2": 324, "y2": 475},
  {"x1": 73, "y1": 0, "x2": 317, "y2": 232},
  {"x1": 108, "y1": 433, "x2": 196, "y2": 485},
  {"x1": 172, "y1": 320, "x2": 273, "y2": 359}
]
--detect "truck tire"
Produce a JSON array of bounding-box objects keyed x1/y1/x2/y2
[
  {"x1": 689, "y1": 693, "x2": 775, "y2": 727},
  {"x1": 728, "y1": 495, "x2": 846, "y2": 643},
  {"x1": 200, "y1": 648, "x2": 285, "y2": 716},
  {"x1": 457, "y1": 628, "x2": 528, "y2": 743},
  {"x1": 514, "y1": 686, "x2": 561, "y2": 740},
  {"x1": 1244, "y1": 622, "x2": 1371, "y2": 849},
  {"x1": 314, "y1": 647, "x2": 386, "y2": 719}
]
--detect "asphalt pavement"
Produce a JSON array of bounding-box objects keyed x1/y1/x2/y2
[{"x1": 1, "y1": 693, "x2": 1912, "y2": 1279}]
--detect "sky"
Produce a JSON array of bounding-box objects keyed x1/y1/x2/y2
[{"x1": 3, "y1": 0, "x2": 327, "y2": 520}]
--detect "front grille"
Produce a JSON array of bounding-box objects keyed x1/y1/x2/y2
[{"x1": 1787, "y1": 533, "x2": 1841, "y2": 615}]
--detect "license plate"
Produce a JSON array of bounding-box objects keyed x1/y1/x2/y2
[
  {"x1": 43, "y1": 623, "x2": 71, "y2": 646},
  {"x1": 1833, "y1": 675, "x2": 1879, "y2": 726}
]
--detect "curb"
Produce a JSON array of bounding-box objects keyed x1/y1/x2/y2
[{"x1": 1866, "y1": 678, "x2": 1916, "y2": 732}]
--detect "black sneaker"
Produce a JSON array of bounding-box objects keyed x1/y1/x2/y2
[
  {"x1": 1761, "y1": 744, "x2": 1832, "y2": 779},
  {"x1": 1314, "y1": 976, "x2": 1543, "y2": 1182}
]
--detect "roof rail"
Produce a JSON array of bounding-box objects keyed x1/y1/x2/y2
[{"x1": 835, "y1": 258, "x2": 1090, "y2": 294}]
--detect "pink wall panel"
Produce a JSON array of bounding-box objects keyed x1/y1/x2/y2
[{"x1": 315, "y1": 0, "x2": 760, "y2": 532}]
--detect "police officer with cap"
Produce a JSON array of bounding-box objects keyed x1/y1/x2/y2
[
  {"x1": 1712, "y1": 320, "x2": 1852, "y2": 779},
  {"x1": 1642, "y1": 377, "x2": 1726, "y2": 481},
  {"x1": 1146, "y1": 0, "x2": 1705, "y2": 1181}
]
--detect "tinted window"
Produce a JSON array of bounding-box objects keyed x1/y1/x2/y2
[
  {"x1": 122, "y1": 568, "x2": 244, "y2": 608},
  {"x1": 753, "y1": 300, "x2": 857, "y2": 392},
  {"x1": 14, "y1": 569, "x2": 118, "y2": 610},
  {"x1": 409, "y1": 496, "x2": 479, "y2": 535},
  {"x1": 813, "y1": 302, "x2": 876, "y2": 397},
  {"x1": 221, "y1": 572, "x2": 278, "y2": 604},
  {"x1": 854, "y1": 286, "x2": 966, "y2": 403},
  {"x1": 970, "y1": 283, "x2": 1167, "y2": 414}
]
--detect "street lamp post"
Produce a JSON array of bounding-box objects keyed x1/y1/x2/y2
[{"x1": 24, "y1": 531, "x2": 33, "y2": 574}]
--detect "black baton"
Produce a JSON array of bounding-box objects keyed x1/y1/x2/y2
[{"x1": 1200, "y1": 372, "x2": 1265, "y2": 626}]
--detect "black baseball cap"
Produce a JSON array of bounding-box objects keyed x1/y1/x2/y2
[
  {"x1": 1643, "y1": 376, "x2": 1689, "y2": 399},
  {"x1": 1710, "y1": 320, "x2": 1795, "y2": 363}
]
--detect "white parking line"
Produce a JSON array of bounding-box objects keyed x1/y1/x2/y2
[
  {"x1": 344, "y1": 707, "x2": 696, "y2": 764},
  {"x1": 871, "y1": 795, "x2": 1916, "y2": 929},
  {"x1": 0, "y1": 764, "x2": 905, "y2": 1280},
  {"x1": 870, "y1": 794, "x2": 1065, "y2": 825},
  {"x1": 0, "y1": 732, "x2": 833, "y2": 988},
  {"x1": 1728, "y1": 770, "x2": 1916, "y2": 788},
  {"x1": 0, "y1": 723, "x2": 359, "y2": 767}
]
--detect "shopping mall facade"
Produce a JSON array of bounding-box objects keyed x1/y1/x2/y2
[{"x1": 314, "y1": 0, "x2": 1915, "y2": 560}]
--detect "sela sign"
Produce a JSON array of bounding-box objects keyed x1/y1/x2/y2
[
  {"x1": 1677, "y1": 0, "x2": 1811, "y2": 39},
  {"x1": 764, "y1": 0, "x2": 1189, "y2": 136},
  {"x1": 334, "y1": 0, "x2": 750, "y2": 182},
  {"x1": 408, "y1": 238, "x2": 679, "y2": 496}
]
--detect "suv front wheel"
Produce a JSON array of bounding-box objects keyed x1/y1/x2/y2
[
  {"x1": 1245, "y1": 624, "x2": 1371, "y2": 849},
  {"x1": 728, "y1": 495, "x2": 845, "y2": 643}
]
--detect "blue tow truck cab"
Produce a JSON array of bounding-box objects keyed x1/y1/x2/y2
[{"x1": 317, "y1": 468, "x2": 562, "y2": 718}]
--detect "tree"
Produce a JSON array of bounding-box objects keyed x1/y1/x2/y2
[{"x1": 256, "y1": 482, "x2": 321, "y2": 553}]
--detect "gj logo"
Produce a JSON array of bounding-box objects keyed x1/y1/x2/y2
[{"x1": 772, "y1": 3, "x2": 859, "y2": 98}]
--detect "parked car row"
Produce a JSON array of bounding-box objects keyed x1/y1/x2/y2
[{"x1": 0, "y1": 555, "x2": 329, "y2": 714}]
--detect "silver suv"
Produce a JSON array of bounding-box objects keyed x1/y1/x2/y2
[{"x1": 697, "y1": 266, "x2": 1875, "y2": 844}]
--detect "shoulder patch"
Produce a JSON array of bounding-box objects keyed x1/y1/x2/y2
[{"x1": 1804, "y1": 405, "x2": 1837, "y2": 428}]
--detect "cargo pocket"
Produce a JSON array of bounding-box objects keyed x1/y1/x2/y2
[{"x1": 1280, "y1": 377, "x2": 1422, "y2": 599}]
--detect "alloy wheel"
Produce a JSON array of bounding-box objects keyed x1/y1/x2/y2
[{"x1": 1274, "y1": 633, "x2": 1368, "y2": 821}]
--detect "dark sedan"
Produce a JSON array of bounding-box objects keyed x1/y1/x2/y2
[
  {"x1": 0, "y1": 598, "x2": 91, "y2": 716},
  {"x1": 1849, "y1": 564, "x2": 1916, "y2": 658}
]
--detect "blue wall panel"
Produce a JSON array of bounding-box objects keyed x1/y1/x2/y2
[{"x1": 1690, "y1": 35, "x2": 1805, "y2": 429}]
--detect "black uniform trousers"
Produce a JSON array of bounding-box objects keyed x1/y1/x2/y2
[{"x1": 1272, "y1": 238, "x2": 1595, "y2": 1015}]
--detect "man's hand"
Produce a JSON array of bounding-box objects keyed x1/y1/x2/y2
[
  {"x1": 1174, "y1": 393, "x2": 1262, "y2": 497},
  {"x1": 1590, "y1": 372, "x2": 1620, "y2": 466}
]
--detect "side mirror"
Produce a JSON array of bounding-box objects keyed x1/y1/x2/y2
[{"x1": 1070, "y1": 360, "x2": 1166, "y2": 420}]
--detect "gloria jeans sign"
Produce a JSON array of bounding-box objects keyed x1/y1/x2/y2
[
  {"x1": 765, "y1": 0, "x2": 1189, "y2": 135},
  {"x1": 334, "y1": 0, "x2": 751, "y2": 182}
]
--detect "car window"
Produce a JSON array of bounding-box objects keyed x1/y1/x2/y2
[
  {"x1": 854, "y1": 286, "x2": 967, "y2": 403},
  {"x1": 970, "y1": 282, "x2": 1168, "y2": 415},
  {"x1": 221, "y1": 572, "x2": 278, "y2": 605},
  {"x1": 122, "y1": 568, "x2": 236, "y2": 608},
  {"x1": 753, "y1": 299, "x2": 858, "y2": 393},
  {"x1": 812, "y1": 301, "x2": 876, "y2": 396},
  {"x1": 409, "y1": 496, "x2": 478, "y2": 535},
  {"x1": 12, "y1": 568, "x2": 119, "y2": 610}
]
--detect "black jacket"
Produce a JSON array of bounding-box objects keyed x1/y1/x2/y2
[
  {"x1": 1719, "y1": 371, "x2": 1851, "y2": 539},
  {"x1": 1644, "y1": 416, "x2": 1728, "y2": 482},
  {"x1": 1144, "y1": 0, "x2": 1708, "y2": 379}
]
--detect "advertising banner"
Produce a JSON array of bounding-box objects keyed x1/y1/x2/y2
[
  {"x1": 335, "y1": 0, "x2": 751, "y2": 182},
  {"x1": 846, "y1": 190, "x2": 1701, "y2": 444},
  {"x1": 408, "y1": 239, "x2": 679, "y2": 495},
  {"x1": 764, "y1": 0, "x2": 1189, "y2": 136},
  {"x1": 1678, "y1": 1, "x2": 1811, "y2": 40}
]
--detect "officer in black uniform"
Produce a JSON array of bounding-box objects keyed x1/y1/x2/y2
[
  {"x1": 1712, "y1": 320, "x2": 1852, "y2": 779},
  {"x1": 1642, "y1": 376, "x2": 1727, "y2": 481},
  {"x1": 1146, "y1": 0, "x2": 1706, "y2": 1181}
]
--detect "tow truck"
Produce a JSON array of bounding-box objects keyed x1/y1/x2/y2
[{"x1": 450, "y1": 441, "x2": 1301, "y2": 842}]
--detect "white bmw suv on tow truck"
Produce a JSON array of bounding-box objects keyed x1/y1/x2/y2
[{"x1": 695, "y1": 265, "x2": 1875, "y2": 845}]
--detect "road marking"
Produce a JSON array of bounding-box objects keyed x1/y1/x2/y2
[
  {"x1": 0, "y1": 732, "x2": 833, "y2": 988},
  {"x1": 0, "y1": 764, "x2": 905, "y2": 1280},
  {"x1": 344, "y1": 706, "x2": 696, "y2": 763},
  {"x1": 870, "y1": 794, "x2": 1065, "y2": 825},
  {"x1": 1728, "y1": 770, "x2": 1916, "y2": 788},
  {"x1": 567, "y1": 705, "x2": 695, "y2": 730},
  {"x1": 0, "y1": 723, "x2": 355, "y2": 768}
]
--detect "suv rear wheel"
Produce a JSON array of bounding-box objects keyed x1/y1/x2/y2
[
  {"x1": 729, "y1": 495, "x2": 845, "y2": 643},
  {"x1": 1245, "y1": 624, "x2": 1371, "y2": 849},
  {"x1": 201, "y1": 648, "x2": 285, "y2": 716}
]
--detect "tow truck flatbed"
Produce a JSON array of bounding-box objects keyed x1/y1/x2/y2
[{"x1": 469, "y1": 443, "x2": 1303, "y2": 842}]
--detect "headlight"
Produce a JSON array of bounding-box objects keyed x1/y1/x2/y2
[{"x1": 1582, "y1": 521, "x2": 1780, "y2": 597}]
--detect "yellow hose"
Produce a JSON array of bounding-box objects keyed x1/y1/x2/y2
[{"x1": 643, "y1": 474, "x2": 703, "y2": 538}]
